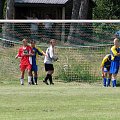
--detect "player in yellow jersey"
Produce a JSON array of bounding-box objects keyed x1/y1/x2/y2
[
  {"x1": 101, "y1": 54, "x2": 112, "y2": 87},
  {"x1": 30, "y1": 40, "x2": 46, "y2": 85},
  {"x1": 110, "y1": 38, "x2": 120, "y2": 87}
]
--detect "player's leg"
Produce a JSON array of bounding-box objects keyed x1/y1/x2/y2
[
  {"x1": 111, "y1": 74, "x2": 117, "y2": 87},
  {"x1": 106, "y1": 67, "x2": 111, "y2": 87},
  {"x1": 20, "y1": 65, "x2": 26, "y2": 85},
  {"x1": 33, "y1": 65, "x2": 38, "y2": 85},
  {"x1": 34, "y1": 71, "x2": 38, "y2": 85},
  {"x1": 102, "y1": 67, "x2": 108, "y2": 87},
  {"x1": 31, "y1": 65, "x2": 35, "y2": 85},
  {"x1": 110, "y1": 61, "x2": 119, "y2": 87},
  {"x1": 31, "y1": 71, "x2": 35, "y2": 85},
  {"x1": 43, "y1": 64, "x2": 49, "y2": 85},
  {"x1": 43, "y1": 73, "x2": 49, "y2": 85},
  {"x1": 107, "y1": 72, "x2": 112, "y2": 87},
  {"x1": 103, "y1": 72, "x2": 107, "y2": 87},
  {"x1": 47, "y1": 70, "x2": 54, "y2": 85},
  {"x1": 27, "y1": 64, "x2": 32, "y2": 85},
  {"x1": 43, "y1": 64, "x2": 54, "y2": 85},
  {"x1": 20, "y1": 70, "x2": 25, "y2": 85}
]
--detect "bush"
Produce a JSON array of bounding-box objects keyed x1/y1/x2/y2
[{"x1": 58, "y1": 62, "x2": 99, "y2": 83}]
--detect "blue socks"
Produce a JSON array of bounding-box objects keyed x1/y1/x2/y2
[
  {"x1": 103, "y1": 78, "x2": 116, "y2": 87},
  {"x1": 34, "y1": 77, "x2": 37, "y2": 85},
  {"x1": 103, "y1": 78, "x2": 111, "y2": 87},
  {"x1": 112, "y1": 80, "x2": 116, "y2": 87},
  {"x1": 103, "y1": 78, "x2": 107, "y2": 87},
  {"x1": 107, "y1": 79, "x2": 111, "y2": 87}
]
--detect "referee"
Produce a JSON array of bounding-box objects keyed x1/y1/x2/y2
[{"x1": 43, "y1": 39, "x2": 58, "y2": 85}]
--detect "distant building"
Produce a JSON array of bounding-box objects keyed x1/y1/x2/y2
[{"x1": 14, "y1": 0, "x2": 96, "y2": 19}]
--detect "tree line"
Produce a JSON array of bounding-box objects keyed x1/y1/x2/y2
[{"x1": 0, "y1": 0, "x2": 119, "y2": 19}]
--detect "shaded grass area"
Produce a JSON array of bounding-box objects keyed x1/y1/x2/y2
[{"x1": 0, "y1": 83, "x2": 120, "y2": 120}]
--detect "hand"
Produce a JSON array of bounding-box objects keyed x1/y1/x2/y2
[
  {"x1": 15, "y1": 56, "x2": 18, "y2": 59},
  {"x1": 15, "y1": 54, "x2": 22, "y2": 59},
  {"x1": 102, "y1": 73, "x2": 105, "y2": 78},
  {"x1": 53, "y1": 56, "x2": 58, "y2": 61},
  {"x1": 15, "y1": 54, "x2": 18, "y2": 59},
  {"x1": 29, "y1": 53, "x2": 34, "y2": 56}
]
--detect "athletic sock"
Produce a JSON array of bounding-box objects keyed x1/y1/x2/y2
[
  {"x1": 34, "y1": 77, "x2": 37, "y2": 85},
  {"x1": 103, "y1": 78, "x2": 107, "y2": 87},
  {"x1": 31, "y1": 77, "x2": 34, "y2": 85},
  {"x1": 114, "y1": 80, "x2": 116, "y2": 87},
  {"x1": 28, "y1": 76, "x2": 32, "y2": 84},
  {"x1": 49, "y1": 74, "x2": 53, "y2": 84},
  {"x1": 44, "y1": 74, "x2": 50, "y2": 82},
  {"x1": 112, "y1": 80, "x2": 115, "y2": 87},
  {"x1": 20, "y1": 78, "x2": 24, "y2": 85},
  {"x1": 107, "y1": 78, "x2": 111, "y2": 87}
]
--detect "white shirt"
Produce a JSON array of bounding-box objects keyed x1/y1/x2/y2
[{"x1": 44, "y1": 45, "x2": 54, "y2": 64}]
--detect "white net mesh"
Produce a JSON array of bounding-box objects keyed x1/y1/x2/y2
[{"x1": 0, "y1": 20, "x2": 120, "y2": 84}]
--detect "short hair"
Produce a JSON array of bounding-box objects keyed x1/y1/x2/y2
[
  {"x1": 50, "y1": 39, "x2": 55, "y2": 44},
  {"x1": 22, "y1": 39, "x2": 27, "y2": 42}
]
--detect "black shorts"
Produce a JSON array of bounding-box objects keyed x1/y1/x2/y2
[{"x1": 45, "y1": 64, "x2": 54, "y2": 71}]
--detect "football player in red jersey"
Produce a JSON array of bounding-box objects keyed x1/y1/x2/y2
[{"x1": 16, "y1": 39, "x2": 34, "y2": 85}]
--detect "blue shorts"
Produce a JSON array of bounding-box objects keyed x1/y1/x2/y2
[
  {"x1": 31, "y1": 65, "x2": 38, "y2": 72},
  {"x1": 110, "y1": 61, "x2": 119, "y2": 74}
]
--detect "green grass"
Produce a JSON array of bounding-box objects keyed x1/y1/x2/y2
[{"x1": 0, "y1": 82, "x2": 120, "y2": 120}]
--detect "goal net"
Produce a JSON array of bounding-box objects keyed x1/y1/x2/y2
[{"x1": 0, "y1": 20, "x2": 120, "y2": 84}]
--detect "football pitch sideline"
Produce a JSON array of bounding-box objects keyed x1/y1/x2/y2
[{"x1": 0, "y1": 82, "x2": 120, "y2": 120}]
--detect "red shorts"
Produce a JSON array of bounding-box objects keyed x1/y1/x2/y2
[{"x1": 20, "y1": 64, "x2": 32, "y2": 72}]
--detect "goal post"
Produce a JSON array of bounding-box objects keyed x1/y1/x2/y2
[{"x1": 0, "y1": 20, "x2": 120, "y2": 83}]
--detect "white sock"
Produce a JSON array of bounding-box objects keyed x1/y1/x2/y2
[
  {"x1": 20, "y1": 78, "x2": 24, "y2": 85},
  {"x1": 28, "y1": 76, "x2": 32, "y2": 83}
]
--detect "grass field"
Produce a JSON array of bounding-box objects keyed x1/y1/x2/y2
[
  {"x1": 0, "y1": 82, "x2": 120, "y2": 120},
  {"x1": 1, "y1": 44, "x2": 120, "y2": 120}
]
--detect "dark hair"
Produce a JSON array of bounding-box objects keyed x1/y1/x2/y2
[{"x1": 30, "y1": 40, "x2": 36, "y2": 44}]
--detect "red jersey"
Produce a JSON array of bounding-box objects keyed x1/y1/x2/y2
[{"x1": 17, "y1": 45, "x2": 33, "y2": 65}]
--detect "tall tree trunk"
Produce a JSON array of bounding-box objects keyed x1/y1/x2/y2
[
  {"x1": 68, "y1": 0, "x2": 81, "y2": 44},
  {"x1": 6, "y1": 0, "x2": 14, "y2": 19},
  {"x1": 71, "y1": 0, "x2": 81, "y2": 19},
  {"x1": 3, "y1": 0, "x2": 15, "y2": 43},
  {"x1": 78, "y1": 0, "x2": 92, "y2": 45},
  {"x1": 79, "y1": 0, "x2": 89, "y2": 19}
]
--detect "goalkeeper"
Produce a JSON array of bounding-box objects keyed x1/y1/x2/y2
[
  {"x1": 101, "y1": 54, "x2": 112, "y2": 87},
  {"x1": 43, "y1": 39, "x2": 58, "y2": 85}
]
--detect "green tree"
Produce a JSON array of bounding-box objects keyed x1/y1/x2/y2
[
  {"x1": 93, "y1": 0, "x2": 120, "y2": 19},
  {"x1": 0, "y1": 0, "x2": 6, "y2": 19}
]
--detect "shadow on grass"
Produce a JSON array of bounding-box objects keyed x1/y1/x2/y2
[{"x1": 116, "y1": 83, "x2": 120, "y2": 87}]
